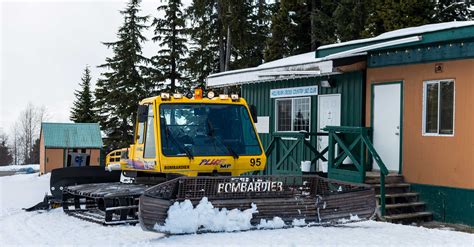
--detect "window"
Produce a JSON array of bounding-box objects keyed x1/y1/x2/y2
[
  {"x1": 276, "y1": 97, "x2": 310, "y2": 132},
  {"x1": 423, "y1": 80, "x2": 454, "y2": 136},
  {"x1": 144, "y1": 105, "x2": 156, "y2": 158},
  {"x1": 137, "y1": 122, "x2": 145, "y2": 144}
]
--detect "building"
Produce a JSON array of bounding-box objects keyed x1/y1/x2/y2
[
  {"x1": 207, "y1": 21, "x2": 474, "y2": 226},
  {"x1": 39, "y1": 123, "x2": 103, "y2": 174}
]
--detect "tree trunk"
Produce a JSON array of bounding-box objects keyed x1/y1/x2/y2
[
  {"x1": 217, "y1": 1, "x2": 226, "y2": 72},
  {"x1": 224, "y1": 25, "x2": 231, "y2": 71}
]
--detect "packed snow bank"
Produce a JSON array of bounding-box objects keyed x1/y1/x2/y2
[
  {"x1": 0, "y1": 164, "x2": 39, "y2": 172},
  {"x1": 155, "y1": 197, "x2": 258, "y2": 234},
  {"x1": 0, "y1": 172, "x2": 49, "y2": 215}
]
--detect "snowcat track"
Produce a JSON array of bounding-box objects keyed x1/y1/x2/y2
[
  {"x1": 62, "y1": 183, "x2": 147, "y2": 225},
  {"x1": 139, "y1": 175, "x2": 377, "y2": 233}
]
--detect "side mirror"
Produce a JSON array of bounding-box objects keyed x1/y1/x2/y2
[
  {"x1": 249, "y1": 105, "x2": 258, "y2": 123},
  {"x1": 137, "y1": 105, "x2": 148, "y2": 123}
]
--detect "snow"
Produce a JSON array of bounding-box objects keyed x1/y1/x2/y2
[
  {"x1": 206, "y1": 52, "x2": 333, "y2": 87},
  {"x1": 155, "y1": 198, "x2": 257, "y2": 234},
  {"x1": 257, "y1": 217, "x2": 286, "y2": 229},
  {"x1": 1, "y1": 173, "x2": 473, "y2": 246},
  {"x1": 0, "y1": 164, "x2": 39, "y2": 172},
  {"x1": 318, "y1": 21, "x2": 474, "y2": 50}
]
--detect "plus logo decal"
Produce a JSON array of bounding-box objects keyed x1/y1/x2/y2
[{"x1": 199, "y1": 159, "x2": 231, "y2": 169}]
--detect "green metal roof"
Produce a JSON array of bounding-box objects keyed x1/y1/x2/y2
[
  {"x1": 41, "y1": 123, "x2": 103, "y2": 148},
  {"x1": 316, "y1": 21, "x2": 474, "y2": 58}
]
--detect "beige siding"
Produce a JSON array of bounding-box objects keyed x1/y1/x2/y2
[
  {"x1": 366, "y1": 59, "x2": 474, "y2": 189},
  {"x1": 89, "y1": 149, "x2": 101, "y2": 166},
  {"x1": 39, "y1": 133, "x2": 46, "y2": 175},
  {"x1": 44, "y1": 149, "x2": 64, "y2": 174}
]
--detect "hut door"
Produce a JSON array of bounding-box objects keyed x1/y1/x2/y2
[
  {"x1": 317, "y1": 94, "x2": 341, "y2": 172},
  {"x1": 372, "y1": 82, "x2": 402, "y2": 172}
]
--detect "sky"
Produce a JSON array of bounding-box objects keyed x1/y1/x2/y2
[{"x1": 0, "y1": 0, "x2": 171, "y2": 136}]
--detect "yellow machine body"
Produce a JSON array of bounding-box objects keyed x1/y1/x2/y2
[{"x1": 106, "y1": 95, "x2": 266, "y2": 176}]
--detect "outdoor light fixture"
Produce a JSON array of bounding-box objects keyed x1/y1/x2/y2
[
  {"x1": 230, "y1": 94, "x2": 239, "y2": 101},
  {"x1": 208, "y1": 91, "x2": 215, "y2": 99},
  {"x1": 320, "y1": 78, "x2": 336, "y2": 88},
  {"x1": 160, "y1": 92, "x2": 170, "y2": 100}
]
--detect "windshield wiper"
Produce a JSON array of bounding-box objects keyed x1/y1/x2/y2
[
  {"x1": 206, "y1": 119, "x2": 239, "y2": 159},
  {"x1": 164, "y1": 123, "x2": 193, "y2": 160}
]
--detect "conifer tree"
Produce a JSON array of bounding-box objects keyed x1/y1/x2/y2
[
  {"x1": 364, "y1": 0, "x2": 435, "y2": 37},
  {"x1": 434, "y1": 0, "x2": 474, "y2": 22},
  {"x1": 265, "y1": 0, "x2": 312, "y2": 61},
  {"x1": 185, "y1": 0, "x2": 220, "y2": 88},
  {"x1": 70, "y1": 66, "x2": 96, "y2": 123},
  {"x1": 152, "y1": 0, "x2": 188, "y2": 93},
  {"x1": 0, "y1": 133, "x2": 12, "y2": 166},
  {"x1": 94, "y1": 0, "x2": 150, "y2": 150},
  {"x1": 333, "y1": 0, "x2": 368, "y2": 42}
]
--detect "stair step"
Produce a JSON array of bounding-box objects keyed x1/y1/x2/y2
[
  {"x1": 384, "y1": 212, "x2": 432, "y2": 221},
  {"x1": 372, "y1": 183, "x2": 410, "y2": 188},
  {"x1": 385, "y1": 202, "x2": 426, "y2": 209},
  {"x1": 376, "y1": 192, "x2": 418, "y2": 198}
]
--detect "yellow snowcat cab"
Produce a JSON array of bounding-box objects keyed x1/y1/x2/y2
[{"x1": 105, "y1": 91, "x2": 266, "y2": 177}]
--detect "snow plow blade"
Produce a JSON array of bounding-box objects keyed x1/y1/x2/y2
[
  {"x1": 50, "y1": 167, "x2": 122, "y2": 200},
  {"x1": 139, "y1": 175, "x2": 376, "y2": 234},
  {"x1": 24, "y1": 167, "x2": 121, "y2": 212}
]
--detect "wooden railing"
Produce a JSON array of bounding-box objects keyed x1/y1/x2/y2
[
  {"x1": 264, "y1": 127, "x2": 389, "y2": 216},
  {"x1": 324, "y1": 126, "x2": 389, "y2": 216},
  {"x1": 264, "y1": 132, "x2": 329, "y2": 174}
]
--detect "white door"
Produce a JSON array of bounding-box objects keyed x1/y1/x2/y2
[
  {"x1": 317, "y1": 94, "x2": 341, "y2": 172},
  {"x1": 373, "y1": 83, "x2": 401, "y2": 172}
]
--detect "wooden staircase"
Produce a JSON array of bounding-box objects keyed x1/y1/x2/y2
[{"x1": 365, "y1": 173, "x2": 433, "y2": 224}]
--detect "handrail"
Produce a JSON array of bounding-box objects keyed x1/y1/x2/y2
[{"x1": 324, "y1": 126, "x2": 389, "y2": 216}]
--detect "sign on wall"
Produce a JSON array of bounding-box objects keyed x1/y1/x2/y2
[
  {"x1": 270, "y1": 85, "x2": 318, "y2": 98},
  {"x1": 255, "y1": 116, "x2": 270, "y2": 134}
]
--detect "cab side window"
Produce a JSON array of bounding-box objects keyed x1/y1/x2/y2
[{"x1": 144, "y1": 105, "x2": 156, "y2": 158}]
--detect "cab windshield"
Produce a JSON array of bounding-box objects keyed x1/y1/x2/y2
[{"x1": 160, "y1": 103, "x2": 261, "y2": 157}]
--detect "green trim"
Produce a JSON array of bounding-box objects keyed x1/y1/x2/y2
[
  {"x1": 63, "y1": 148, "x2": 67, "y2": 168},
  {"x1": 368, "y1": 39, "x2": 474, "y2": 67},
  {"x1": 316, "y1": 25, "x2": 474, "y2": 58},
  {"x1": 411, "y1": 183, "x2": 474, "y2": 226},
  {"x1": 370, "y1": 81, "x2": 403, "y2": 174}
]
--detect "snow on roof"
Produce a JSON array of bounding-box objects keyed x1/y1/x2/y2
[
  {"x1": 318, "y1": 21, "x2": 474, "y2": 50},
  {"x1": 207, "y1": 52, "x2": 333, "y2": 87}
]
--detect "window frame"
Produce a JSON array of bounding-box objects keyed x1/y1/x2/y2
[
  {"x1": 274, "y1": 97, "x2": 311, "y2": 134},
  {"x1": 422, "y1": 79, "x2": 455, "y2": 137}
]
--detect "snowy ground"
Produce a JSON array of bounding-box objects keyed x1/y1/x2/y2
[
  {"x1": 0, "y1": 173, "x2": 472, "y2": 246},
  {"x1": 0, "y1": 164, "x2": 39, "y2": 172}
]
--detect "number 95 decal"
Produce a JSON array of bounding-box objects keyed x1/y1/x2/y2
[{"x1": 250, "y1": 158, "x2": 261, "y2": 166}]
